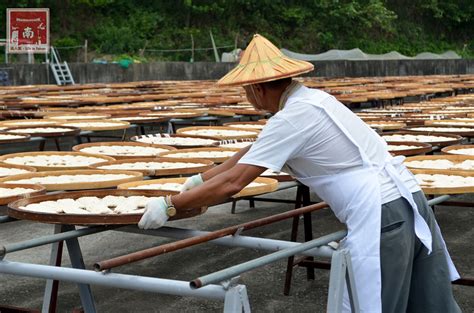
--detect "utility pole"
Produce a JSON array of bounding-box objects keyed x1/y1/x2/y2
[
  {"x1": 209, "y1": 31, "x2": 220, "y2": 62},
  {"x1": 84, "y1": 39, "x2": 88, "y2": 63}
]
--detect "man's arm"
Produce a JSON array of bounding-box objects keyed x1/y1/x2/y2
[
  {"x1": 201, "y1": 145, "x2": 251, "y2": 181},
  {"x1": 172, "y1": 162, "x2": 265, "y2": 210}
]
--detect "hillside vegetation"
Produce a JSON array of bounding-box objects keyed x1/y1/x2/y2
[{"x1": 1, "y1": 0, "x2": 472, "y2": 62}]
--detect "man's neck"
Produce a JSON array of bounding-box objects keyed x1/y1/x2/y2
[{"x1": 278, "y1": 80, "x2": 300, "y2": 111}]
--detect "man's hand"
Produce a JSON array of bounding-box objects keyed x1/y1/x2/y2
[
  {"x1": 180, "y1": 174, "x2": 204, "y2": 193},
  {"x1": 138, "y1": 197, "x2": 169, "y2": 229}
]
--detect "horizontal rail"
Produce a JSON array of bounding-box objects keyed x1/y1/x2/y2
[
  {"x1": 427, "y1": 195, "x2": 451, "y2": 206},
  {"x1": 0, "y1": 260, "x2": 226, "y2": 300},
  {"x1": 116, "y1": 226, "x2": 341, "y2": 259},
  {"x1": 0, "y1": 215, "x2": 16, "y2": 223},
  {"x1": 190, "y1": 230, "x2": 347, "y2": 289},
  {"x1": 0, "y1": 226, "x2": 118, "y2": 259},
  {"x1": 95, "y1": 202, "x2": 328, "y2": 271}
]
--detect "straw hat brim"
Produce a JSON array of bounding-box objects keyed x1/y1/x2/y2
[
  {"x1": 217, "y1": 59, "x2": 314, "y2": 87},
  {"x1": 217, "y1": 34, "x2": 314, "y2": 87}
]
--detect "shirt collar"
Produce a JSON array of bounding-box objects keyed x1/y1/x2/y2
[{"x1": 278, "y1": 80, "x2": 302, "y2": 110}]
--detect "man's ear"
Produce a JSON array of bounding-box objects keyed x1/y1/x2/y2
[{"x1": 254, "y1": 83, "x2": 265, "y2": 96}]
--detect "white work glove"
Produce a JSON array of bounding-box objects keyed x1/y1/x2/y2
[
  {"x1": 138, "y1": 197, "x2": 169, "y2": 230},
  {"x1": 180, "y1": 174, "x2": 204, "y2": 193}
]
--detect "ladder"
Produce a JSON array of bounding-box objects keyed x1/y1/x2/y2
[{"x1": 49, "y1": 46, "x2": 75, "y2": 85}]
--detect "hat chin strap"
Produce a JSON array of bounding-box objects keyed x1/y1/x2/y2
[{"x1": 249, "y1": 84, "x2": 263, "y2": 109}]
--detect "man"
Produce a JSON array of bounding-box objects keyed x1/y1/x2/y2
[{"x1": 139, "y1": 34, "x2": 461, "y2": 312}]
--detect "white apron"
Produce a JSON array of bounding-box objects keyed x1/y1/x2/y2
[{"x1": 292, "y1": 97, "x2": 459, "y2": 312}]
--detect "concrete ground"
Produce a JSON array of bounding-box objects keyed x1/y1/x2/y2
[{"x1": 0, "y1": 136, "x2": 473, "y2": 312}]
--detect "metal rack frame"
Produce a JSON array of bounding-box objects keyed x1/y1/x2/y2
[{"x1": 0, "y1": 204, "x2": 359, "y2": 313}]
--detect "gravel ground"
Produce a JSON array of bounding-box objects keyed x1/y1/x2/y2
[{"x1": 0, "y1": 188, "x2": 472, "y2": 312}]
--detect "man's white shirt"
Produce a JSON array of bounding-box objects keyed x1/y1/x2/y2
[{"x1": 239, "y1": 84, "x2": 420, "y2": 204}]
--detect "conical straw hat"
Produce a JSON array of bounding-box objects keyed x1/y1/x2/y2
[{"x1": 217, "y1": 34, "x2": 314, "y2": 87}]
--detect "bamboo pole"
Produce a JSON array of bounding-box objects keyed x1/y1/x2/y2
[{"x1": 95, "y1": 202, "x2": 328, "y2": 271}]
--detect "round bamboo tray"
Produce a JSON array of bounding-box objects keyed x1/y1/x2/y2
[
  {"x1": 206, "y1": 109, "x2": 236, "y2": 117},
  {"x1": 0, "y1": 132, "x2": 31, "y2": 144},
  {"x1": 0, "y1": 163, "x2": 36, "y2": 178},
  {"x1": 72, "y1": 141, "x2": 176, "y2": 159},
  {"x1": 223, "y1": 121, "x2": 267, "y2": 130},
  {"x1": 0, "y1": 183, "x2": 46, "y2": 206},
  {"x1": 0, "y1": 119, "x2": 64, "y2": 128},
  {"x1": 118, "y1": 177, "x2": 188, "y2": 191},
  {"x1": 366, "y1": 121, "x2": 407, "y2": 131},
  {"x1": 390, "y1": 118, "x2": 426, "y2": 127},
  {"x1": 159, "y1": 147, "x2": 239, "y2": 163},
  {"x1": 90, "y1": 157, "x2": 214, "y2": 177},
  {"x1": 426, "y1": 110, "x2": 469, "y2": 117},
  {"x1": 58, "y1": 119, "x2": 131, "y2": 131},
  {"x1": 46, "y1": 113, "x2": 111, "y2": 120},
  {"x1": 8, "y1": 189, "x2": 207, "y2": 225},
  {"x1": 382, "y1": 131, "x2": 462, "y2": 147},
  {"x1": 404, "y1": 126, "x2": 474, "y2": 137},
  {"x1": 386, "y1": 142, "x2": 432, "y2": 156},
  {"x1": 0, "y1": 151, "x2": 116, "y2": 171},
  {"x1": 259, "y1": 170, "x2": 294, "y2": 182},
  {"x1": 0, "y1": 110, "x2": 47, "y2": 119},
  {"x1": 0, "y1": 170, "x2": 143, "y2": 191},
  {"x1": 404, "y1": 154, "x2": 474, "y2": 171},
  {"x1": 410, "y1": 169, "x2": 474, "y2": 195},
  {"x1": 111, "y1": 116, "x2": 169, "y2": 124},
  {"x1": 213, "y1": 107, "x2": 264, "y2": 116},
  {"x1": 233, "y1": 177, "x2": 279, "y2": 198},
  {"x1": 4, "y1": 125, "x2": 81, "y2": 137},
  {"x1": 441, "y1": 145, "x2": 474, "y2": 156},
  {"x1": 131, "y1": 134, "x2": 219, "y2": 149},
  {"x1": 141, "y1": 111, "x2": 205, "y2": 119},
  {"x1": 118, "y1": 176, "x2": 279, "y2": 198},
  {"x1": 176, "y1": 126, "x2": 259, "y2": 140},
  {"x1": 424, "y1": 120, "x2": 474, "y2": 127},
  {"x1": 215, "y1": 138, "x2": 256, "y2": 149}
]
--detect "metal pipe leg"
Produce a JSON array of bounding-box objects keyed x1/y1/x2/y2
[
  {"x1": 301, "y1": 185, "x2": 315, "y2": 281},
  {"x1": 327, "y1": 249, "x2": 360, "y2": 313},
  {"x1": 283, "y1": 184, "x2": 303, "y2": 295},
  {"x1": 39, "y1": 139, "x2": 46, "y2": 151},
  {"x1": 54, "y1": 139, "x2": 61, "y2": 151},
  {"x1": 223, "y1": 284, "x2": 251, "y2": 313},
  {"x1": 63, "y1": 225, "x2": 97, "y2": 313},
  {"x1": 42, "y1": 224, "x2": 64, "y2": 313},
  {"x1": 283, "y1": 215, "x2": 300, "y2": 296}
]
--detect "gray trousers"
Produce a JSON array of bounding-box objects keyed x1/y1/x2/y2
[{"x1": 380, "y1": 191, "x2": 462, "y2": 313}]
